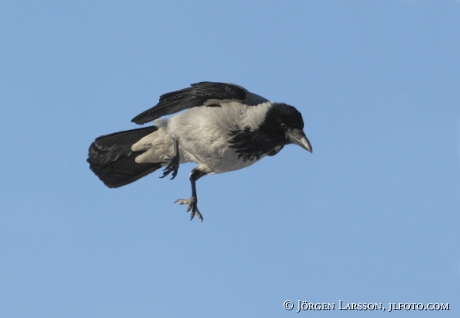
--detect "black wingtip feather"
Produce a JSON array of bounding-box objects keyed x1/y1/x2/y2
[{"x1": 131, "y1": 82, "x2": 249, "y2": 124}]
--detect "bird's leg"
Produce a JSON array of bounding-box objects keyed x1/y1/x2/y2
[
  {"x1": 160, "y1": 135, "x2": 180, "y2": 180},
  {"x1": 174, "y1": 168, "x2": 207, "y2": 221}
]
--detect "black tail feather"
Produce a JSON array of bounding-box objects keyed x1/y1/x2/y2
[{"x1": 87, "y1": 126, "x2": 162, "y2": 188}]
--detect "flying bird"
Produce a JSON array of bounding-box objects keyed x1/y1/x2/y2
[{"x1": 87, "y1": 82, "x2": 312, "y2": 221}]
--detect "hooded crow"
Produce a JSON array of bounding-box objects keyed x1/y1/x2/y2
[{"x1": 87, "y1": 82, "x2": 312, "y2": 221}]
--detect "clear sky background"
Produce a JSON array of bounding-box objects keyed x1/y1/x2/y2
[{"x1": 1, "y1": 1, "x2": 459, "y2": 317}]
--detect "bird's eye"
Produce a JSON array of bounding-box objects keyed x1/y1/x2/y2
[{"x1": 281, "y1": 123, "x2": 287, "y2": 129}]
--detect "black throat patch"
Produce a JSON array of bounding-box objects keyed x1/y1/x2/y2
[{"x1": 228, "y1": 125, "x2": 281, "y2": 161}]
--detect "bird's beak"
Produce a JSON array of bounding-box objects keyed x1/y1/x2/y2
[{"x1": 287, "y1": 128, "x2": 312, "y2": 153}]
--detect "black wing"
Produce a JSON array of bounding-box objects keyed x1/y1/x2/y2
[{"x1": 131, "y1": 81, "x2": 268, "y2": 125}]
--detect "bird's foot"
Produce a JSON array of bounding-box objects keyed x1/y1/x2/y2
[
  {"x1": 174, "y1": 197, "x2": 203, "y2": 221},
  {"x1": 161, "y1": 155, "x2": 179, "y2": 179},
  {"x1": 160, "y1": 136, "x2": 180, "y2": 180}
]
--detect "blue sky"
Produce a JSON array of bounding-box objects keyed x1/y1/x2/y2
[{"x1": 1, "y1": 1, "x2": 459, "y2": 317}]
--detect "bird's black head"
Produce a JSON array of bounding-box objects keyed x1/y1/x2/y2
[
  {"x1": 263, "y1": 103, "x2": 304, "y2": 133},
  {"x1": 228, "y1": 102, "x2": 312, "y2": 161},
  {"x1": 261, "y1": 103, "x2": 312, "y2": 152}
]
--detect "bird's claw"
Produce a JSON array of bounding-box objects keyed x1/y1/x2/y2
[
  {"x1": 161, "y1": 155, "x2": 179, "y2": 180},
  {"x1": 174, "y1": 197, "x2": 203, "y2": 221},
  {"x1": 160, "y1": 136, "x2": 180, "y2": 180}
]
